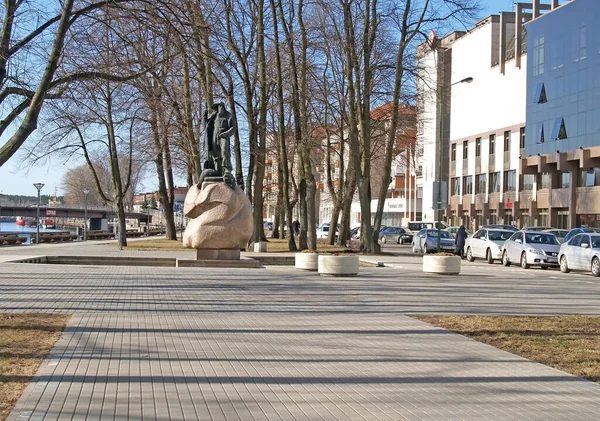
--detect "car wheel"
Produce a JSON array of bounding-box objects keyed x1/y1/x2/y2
[
  {"x1": 502, "y1": 251, "x2": 511, "y2": 267},
  {"x1": 592, "y1": 257, "x2": 600, "y2": 277},
  {"x1": 486, "y1": 249, "x2": 494, "y2": 264},
  {"x1": 397, "y1": 237, "x2": 401, "y2": 244},
  {"x1": 520, "y1": 252, "x2": 530, "y2": 269},
  {"x1": 560, "y1": 256, "x2": 570, "y2": 273},
  {"x1": 412, "y1": 244, "x2": 418, "y2": 253},
  {"x1": 466, "y1": 247, "x2": 475, "y2": 262}
]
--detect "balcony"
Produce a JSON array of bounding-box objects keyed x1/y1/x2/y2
[
  {"x1": 503, "y1": 151, "x2": 510, "y2": 170},
  {"x1": 489, "y1": 154, "x2": 495, "y2": 172}
]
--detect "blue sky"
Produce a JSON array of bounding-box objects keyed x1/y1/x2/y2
[{"x1": 0, "y1": 0, "x2": 521, "y2": 197}]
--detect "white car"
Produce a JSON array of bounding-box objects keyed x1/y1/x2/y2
[
  {"x1": 501, "y1": 231, "x2": 561, "y2": 269},
  {"x1": 558, "y1": 233, "x2": 600, "y2": 276},
  {"x1": 317, "y1": 223, "x2": 338, "y2": 239},
  {"x1": 465, "y1": 229, "x2": 513, "y2": 264}
]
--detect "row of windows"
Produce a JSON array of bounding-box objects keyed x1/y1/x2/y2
[
  {"x1": 454, "y1": 169, "x2": 600, "y2": 196},
  {"x1": 451, "y1": 128, "x2": 526, "y2": 161},
  {"x1": 532, "y1": 25, "x2": 588, "y2": 77}
]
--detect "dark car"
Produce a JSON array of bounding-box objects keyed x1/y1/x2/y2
[
  {"x1": 563, "y1": 227, "x2": 600, "y2": 243},
  {"x1": 481, "y1": 224, "x2": 518, "y2": 232},
  {"x1": 379, "y1": 227, "x2": 413, "y2": 244}
]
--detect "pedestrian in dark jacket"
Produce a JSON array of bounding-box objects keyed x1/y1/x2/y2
[
  {"x1": 292, "y1": 219, "x2": 300, "y2": 236},
  {"x1": 455, "y1": 225, "x2": 468, "y2": 258}
]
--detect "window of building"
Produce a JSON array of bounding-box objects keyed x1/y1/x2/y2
[
  {"x1": 579, "y1": 169, "x2": 598, "y2": 187},
  {"x1": 489, "y1": 172, "x2": 501, "y2": 193},
  {"x1": 503, "y1": 131, "x2": 511, "y2": 152},
  {"x1": 552, "y1": 117, "x2": 567, "y2": 140},
  {"x1": 533, "y1": 34, "x2": 545, "y2": 76},
  {"x1": 489, "y1": 134, "x2": 495, "y2": 155},
  {"x1": 475, "y1": 174, "x2": 486, "y2": 194},
  {"x1": 579, "y1": 25, "x2": 587, "y2": 61},
  {"x1": 463, "y1": 175, "x2": 473, "y2": 195},
  {"x1": 557, "y1": 209, "x2": 569, "y2": 230},
  {"x1": 521, "y1": 174, "x2": 535, "y2": 191},
  {"x1": 534, "y1": 83, "x2": 547, "y2": 104},
  {"x1": 558, "y1": 172, "x2": 571, "y2": 189},
  {"x1": 537, "y1": 209, "x2": 549, "y2": 226},
  {"x1": 489, "y1": 210, "x2": 497, "y2": 225},
  {"x1": 463, "y1": 140, "x2": 468, "y2": 158},
  {"x1": 451, "y1": 143, "x2": 456, "y2": 161},
  {"x1": 451, "y1": 177, "x2": 460, "y2": 196},
  {"x1": 475, "y1": 138, "x2": 481, "y2": 157},
  {"x1": 536, "y1": 123, "x2": 545, "y2": 144},
  {"x1": 503, "y1": 170, "x2": 516, "y2": 192},
  {"x1": 519, "y1": 127, "x2": 526, "y2": 149},
  {"x1": 538, "y1": 172, "x2": 551, "y2": 189}
]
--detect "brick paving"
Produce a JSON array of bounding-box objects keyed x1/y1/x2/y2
[{"x1": 0, "y1": 245, "x2": 599, "y2": 419}]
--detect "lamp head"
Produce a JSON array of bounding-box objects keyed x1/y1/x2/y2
[
  {"x1": 33, "y1": 183, "x2": 45, "y2": 192},
  {"x1": 461, "y1": 77, "x2": 474, "y2": 84}
]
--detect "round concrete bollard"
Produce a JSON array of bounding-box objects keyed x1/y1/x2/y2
[
  {"x1": 295, "y1": 253, "x2": 319, "y2": 271},
  {"x1": 318, "y1": 255, "x2": 359, "y2": 276},
  {"x1": 423, "y1": 255, "x2": 461, "y2": 275}
]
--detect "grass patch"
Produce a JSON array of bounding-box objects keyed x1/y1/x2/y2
[
  {"x1": 118, "y1": 238, "x2": 357, "y2": 253},
  {"x1": 0, "y1": 313, "x2": 70, "y2": 420},
  {"x1": 415, "y1": 315, "x2": 600, "y2": 383}
]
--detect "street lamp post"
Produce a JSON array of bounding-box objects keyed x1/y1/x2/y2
[
  {"x1": 146, "y1": 194, "x2": 150, "y2": 236},
  {"x1": 33, "y1": 183, "x2": 45, "y2": 245},
  {"x1": 437, "y1": 76, "x2": 473, "y2": 252},
  {"x1": 83, "y1": 188, "x2": 90, "y2": 241}
]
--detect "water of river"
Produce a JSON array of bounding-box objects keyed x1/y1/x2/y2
[{"x1": 0, "y1": 222, "x2": 76, "y2": 244}]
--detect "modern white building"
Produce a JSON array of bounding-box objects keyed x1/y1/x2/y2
[{"x1": 417, "y1": 2, "x2": 568, "y2": 230}]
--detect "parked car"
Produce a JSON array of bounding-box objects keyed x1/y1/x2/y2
[
  {"x1": 543, "y1": 229, "x2": 569, "y2": 243},
  {"x1": 559, "y1": 233, "x2": 600, "y2": 276},
  {"x1": 412, "y1": 229, "x2": 456, "y2": 254},
  {"x1": 521, "y1": 226, "x2": 554, "y2": 232},
  {"x1": 350, "y1": 227, "x2": 360, "y2": 239},
  {"x1": 379, "y1": 227, "x2": 413, "y2": 244},
  {"x1": 407, "y1": 221, "x2": 448, "y2": 232},
  {"x1": 563, "y1": 227, "x2": 600, "y2": 244},
  {"x1": 501, "y1": 231, "x2": 561, "y2": 269},
  {"x1": 465, "y1": 229, "x2": 513, "y2": 264},
  {"x1": 481, "y1": 224, "x2": 518, "y2": 232},
  {"x1": 447, "y1": 226, "x2": 473, "y2": 238}
]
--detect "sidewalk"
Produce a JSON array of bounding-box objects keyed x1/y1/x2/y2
[{"x1": 1, "y1": 244, "x2": 600, "y2": 419}]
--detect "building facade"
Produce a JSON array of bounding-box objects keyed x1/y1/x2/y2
[
  {"x1": 417, "y1": 1, "x2": 573, "y2": 230},
  {"x1": 523, "y1": 0, "x2": 600, "y2": 228}
]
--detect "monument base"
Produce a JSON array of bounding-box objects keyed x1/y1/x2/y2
[
  {"x1": 195, "y1": 248, "x2": 240, "y2": 261},
  {"x1": 177, "y1": 257, "x2": 261, "y2": 268}
]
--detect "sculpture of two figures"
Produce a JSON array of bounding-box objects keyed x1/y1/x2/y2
[{"x1": 182, "y1": 103, "x2": 253, "y2": 252}]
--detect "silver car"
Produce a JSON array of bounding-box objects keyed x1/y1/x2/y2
[
  {"x1": 501, "y1": 231, "x2": 561, "y2": 269},
  {"x1": 465, "y1": 229, "x2": 513, "y2": 264},
  {"x1": 558, "y1": 233, "x2": 600, "y2": 276}
]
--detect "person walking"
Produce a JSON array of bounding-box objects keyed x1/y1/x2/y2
[
  {"x1": 292, "y1": 218, "x2": 300, "y2": 237},
  {"x1": 455, "y1": 225, "x2": 468, "y2": 259}
]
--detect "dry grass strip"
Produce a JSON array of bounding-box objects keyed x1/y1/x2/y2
[
  {"x1": 0, "y1": 314, "x2": 70, "y2": 420},
  {"x1": 415, "y1": 315, "x2": 600, "y2": 383}
]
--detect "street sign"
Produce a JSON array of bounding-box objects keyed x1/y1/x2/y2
[
  {"x1": 506, "y1": 198, "x2": 513, "y2": 208},
  {"x1": 46, "y1": 209, "x2": 56, "y2": 216}
]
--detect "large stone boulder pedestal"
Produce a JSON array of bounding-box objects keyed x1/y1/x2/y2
[{"x1": 176, "y1": 182, "x2": 259, "y2": 268}]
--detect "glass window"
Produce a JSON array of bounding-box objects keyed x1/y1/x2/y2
[
  {"x1": 552, "y1": 117, "x2": 568, "y2": 140},
  {"x1": 525, "y1": 233, "x2": 559, "y2": 245},
  {"x1": 489, "y1": 172, "x2": 501, "y2": 193},
  {"x1": 536, "y1": 123, "x2": 545, "y2": 144},
  {"x1": 473, "y1": 230, "x2": 484, "y2": 239},
  {"x1": 463, "y1": 175, "x2": 473, "y2": 195},
  {"x1": 592, "y1": 236, "x2": 600, "y2": 249},
  {"x1": 538, "y1": 173, "x2": 551, "y2": 189},
  {"x1": 476, "y1": 138, "x2": 481, "y2": 157},
  {"x1": 570, "y1": 234, "x2": 583, "y2": 247},
  {"x1": 521, "y1": 174, "x2": 535, "y2": 191},
  {"x1": 489, "y1": 134, "x2": 495, "y2": 154},
  {"x1": 581, "y1": 235, "x2": 592, "y2": 247},
  {"x1": 533, "y1": 34, "x2": 545, "y2": 76},
  {"x1": 503, "y1": 170, "x2": 516, "y2": 192},
  {"x1": 579, "y1": 25, "x2": 587, "y2": 61},
  {"x1": 558, "y1": 172, "x2": 571, "y2": 189},
  {"x1": 534, "y1": 83, "x2": 547, "y2": 104},
  {"x1": 504, "y1": 131, "x2": 511, "y2": 152},
  {"x1": 463, "y1": 140, "x2": 468, "y2": 158},
  {"x1": 579, "y1": 169, "x2": 598, "y2": 187},
  {"x1": 427, "y1": 229, "x2": 451, "y2": 238},
  {"x1": 451, "y1": 143, "x2": 456, "y2": 161},
  {"x1": 475, "y1": 174, "x2": 486, "y2": 194},
  {"x1": 488, "y1": 230, "x2": 512, "y2": 241},
  {"x1": 519, "y1": 127, "x2": 526, "y2": 149},
  {"x1": 451, "y1": 177, "x2": 460, "y2": 196}
]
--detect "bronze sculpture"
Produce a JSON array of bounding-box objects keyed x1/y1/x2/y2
[{"x1": 202, "y1": 102, "x2": 236, "y2": 188}]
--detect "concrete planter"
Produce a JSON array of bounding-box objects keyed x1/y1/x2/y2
[
  {"x1": 252, "y1": 242, "x2": 267, "y2": 253},
  {"x1": 318, "y1": 255, "x2": 359, "y2": 277},
  {"x1": 295, "y1": 253, "x2": 319, "y2": 271},
  {"x1": 423, "y1": 255, "x2": 461, "y2": 275}
]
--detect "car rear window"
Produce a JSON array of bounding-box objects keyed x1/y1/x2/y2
[{"x1": 525, "y1": 233, "x2": 560, "y2": 245}]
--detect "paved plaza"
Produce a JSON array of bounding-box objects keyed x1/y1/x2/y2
[{"x1": 1, "y1": 242, "x2": 600, "y2": 419}]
